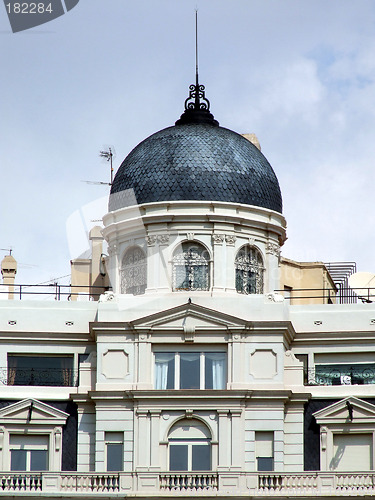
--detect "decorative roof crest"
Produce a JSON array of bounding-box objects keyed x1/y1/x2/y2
[{"x1": 175, "y1": 10, "x2": 219, "y2": 127}]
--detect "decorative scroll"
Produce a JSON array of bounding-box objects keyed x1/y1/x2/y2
[
  {"x1": 173, "y1": 243, "x2": 210, "y2": 292},
  {"x1": 184, "y1": 83, "x2": 211, "y2": 111},
  {"x1": 0, "y1": 368, "x2": 77, "y2": 387},
  {"x1": 308, "y1": 364, "x2": 375, "y2": 386},
  {"x1": 121, "y1": 246, "x2": 147, "y2": 296},
  {"x1": 235, "y1": 246, "x2": 264, "y2": 294}
]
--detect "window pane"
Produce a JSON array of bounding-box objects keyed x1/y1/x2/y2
[
  {"x1": 180, "y1": 353, "x2": 200, "y2": 389},
  {"x1": 257, "y1": 457, "x2": 274, "y2": 471},
  {"x1": 192, "y1": 444, "x2": 211, "y2": 471},
  {"x1": 8, "y1": 355, "x2": 73, "y2": 386},
  {"x1": 205, "y1": 353, "x2": 226, "y2": 389},
  {"x1": 30, "y1": 450, "x2": 48, "y2": 471},
  {"x1": 11, "y1": 450, "x2": 27, "y2": 471},
  {"x1": 155, "y1": 353, "x2": 175, "y2": 389},
  {"x1": 170, "y1": 445, "x2": 188, "y2": 471},
  {"x1": 107, "y1": 443, "x2": 123, "y2": 471}
]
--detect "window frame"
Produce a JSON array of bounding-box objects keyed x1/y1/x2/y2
[
  {"x1": 105, "y1": 432, "x2": 124, "y2": 472},
  {"x1": 255, "y1": 431, "x2": 274, "y2": 472},
  {"x1": 172, "y1": 242, "x2": 211, "y2": 292},
  {"x1": 120, "y1": 245, "x2": 147, "y2": 296},
  {"x1": 10, "y1": 434, "x2": 49, "y2": 472},
  {"x1": 235, "y1": 245, "x2": 264, "y2": 295},
  {"x1": 7, "y1": 354, "x2": 75, "y2": 387},
  {"x1": 154, "y1": 349, "x2": 227, "y2": 390},
  {"x1": 168, "y1": 419, "x2": 212, "y2": 472}
]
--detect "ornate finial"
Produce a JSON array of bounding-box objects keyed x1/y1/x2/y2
[{"x1": 175, "y1": 10, "x2": 219, "y2": 127}]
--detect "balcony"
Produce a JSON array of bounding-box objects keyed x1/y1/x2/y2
[
  {"x1": 0, "y1": 471, "x2": 375, "y2": 496},
  {"x1": 0, "y1": 368, "x2": 79, "y2": 387},
  {"x1": 306, "y1": 364, "x2": 375, "y2": 386}
]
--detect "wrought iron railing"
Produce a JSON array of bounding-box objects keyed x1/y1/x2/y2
[
  {"x1": 0, "y1": 283, "x2": 111, "y2": 301},
  {"x1": 275, "y1": 287, "x2": 375, "y2": 304},
  {"x1": 0, "y1": 368, "x2": 79, "y2": 387},
  {"x1": 306, "y1": 364, "x2": 375, "y2": 386}
]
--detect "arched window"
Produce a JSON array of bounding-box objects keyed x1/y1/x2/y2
[
  {"x1": 168, "y1": 419, "x2": 211, "y2": 471},
  {"x1": 121, "y1": 246, "x2": 147, "y2": 295},
  {"x1": 172, "y1": 242, "x2": 210, "y2": 291},
  {"x1": 235, "y1": 245, "x2": 264, "y2": 294}
]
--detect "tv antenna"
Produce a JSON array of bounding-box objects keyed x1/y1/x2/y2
[
  {"x1": 0, "y1": 247, "x2": 12, "y2": 256},
  {"x1": 99, "y1": 146, "x2": 115, "y2": 185},
  {"x1": 82, "y1": 146, "x2": 115, "y2": 187}
]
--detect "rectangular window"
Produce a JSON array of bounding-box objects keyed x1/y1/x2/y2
[
  {"x1": 256, "y1": 431, "x2": 274, "y2": 471},
  {"x1": 155, "y1": 352, "x2": 226, "y2": 390},
  {"x1": 7, "y1": 355, "x2": 74, "y2": 387},
  {"x1": 333, "y1": 433, "x2": 373, "y2": 471},
  {"x1": 10, "y1": 435, "x2": 49, "y2": 471},
  {"x1": 105, "y1": 432, "x2": 123, "y2": 472}
]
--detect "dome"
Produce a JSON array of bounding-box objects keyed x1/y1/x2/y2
[{"x1": 109, "y1": 83, "x2": 282, "y2": 213}]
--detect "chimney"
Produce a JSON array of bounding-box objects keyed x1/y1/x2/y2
[{"x1": 1, "y1": 254, "x2": 17, "y2": 300}]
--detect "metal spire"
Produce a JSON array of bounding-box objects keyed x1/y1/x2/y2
[{"x1": 175, "y1": 10, "x2": 219, "y2": 126}]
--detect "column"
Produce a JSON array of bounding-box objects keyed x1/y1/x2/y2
[
  {"x1": 231, "y1": 410, "x2": 243, "y2": 469},
  {"x1": 136, "y1": 410, "x2": 149, "y2": 469},
  {"x1": 225, "y1": 235, "x2": 237, "y2": 292},
  {"x1": 212, "y1": 234, "x2": 225, "y2": 291},
  {"x1": 150, "y1": 410, "x2": 161, "y2": 469},
  {"x1": 265, "y1": 241, "x2": 280, "y2": 293},
  {"x1": 217, "y1": 410, "x2": 230, "y2": 470}
]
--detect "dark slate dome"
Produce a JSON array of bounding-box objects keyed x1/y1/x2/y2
[{"x1": 109, "y1": 83, "x2": 282, "y2": 213}]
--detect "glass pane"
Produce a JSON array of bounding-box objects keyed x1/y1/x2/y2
[
  {"x1": 192, "y1": 444, "x2": 211, "y2": 471},
  {"x1": 170, "y1": 445, "x2": 188, "y2": 471},
  {"x1": 107, "y1": 443, "x2": 123, "y2": 471},
  {"x1": 205, "y1": 353, "x2": 226, "y2": 389},
  {"x1": 180, "y1": 353, "x2": 200, "y2": 389},
  {"x1": 257, "y1": 457, "x2": 274, "y2": 471},
  {"x1": 11, "y1": 450, "x2": 27, "y2": 471},
  {"x1": 30, "y1": 450, "x2": 48, "y2": 471},
  {"x1": 155, "y1": 353, "x2": 175, "y2": 389}
]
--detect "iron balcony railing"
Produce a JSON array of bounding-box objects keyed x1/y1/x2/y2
[
  {"x1": 275, "y1": 287, "x2": 375, "y2": 304},
  {"x1": 0, "y1": 368, "x2": 79, "y2": 387},
  {"x1": 0, "y1": 283, "x2": 111, "y2": 301},
  {"x1": 305, "y1": 364, "x2": 375, "y2": 386}
]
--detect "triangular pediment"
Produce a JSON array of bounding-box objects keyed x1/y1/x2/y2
[
  {"x1": 129, "y1": 302, "x2": 249, "y2": 332},
  {"x1": 0, "y1": 399, "x2": 69, "y2": 425},
  {"x1": 313, "y1": 397, "x2": 375, "y2": 424}
]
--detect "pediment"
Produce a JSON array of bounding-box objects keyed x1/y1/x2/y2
[
  {"x1": 0, "y1": 399, "x2": 69, "y2": 425},
  {"x1": 313, "y1": 397, "x2": 375, "y2": 424},
  {"x1": 129, "y1": 302, "x2": 249, "y2": 332}
]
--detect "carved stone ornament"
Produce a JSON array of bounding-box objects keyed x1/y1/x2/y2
[
  {"x1": 225, "y1": 235, "x2": 237, "y2": 246},
  {"x1": 212, "y1": 234, "x2": 225, "y2": 245},
  {"x1": 108, "y1": 243, "x2": 117, "y2": 256},
  {"x1": 146, "y1": 235, "x2": 157, "y2": 246},
  {"x1": 185, "y1": 409, "x2": 194, "y2": 419},
  {"x1": 266, "y1": 242, "x2": 280, "y2": 257},
  {"x1": 266, "y1": 292, "x2": 284, "y2": 303},
  {"x1": 157, "y1": 234, "x2": 170, "y2": 245},
  {"x1": 186, "y1": 232, "x2": 195, "y2": 241},
  {"x1": 98, "y1": 291, "x2": 116, "y2": 303}
]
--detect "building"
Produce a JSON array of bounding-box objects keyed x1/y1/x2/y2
[{"x1": 0, "y1": 77, "x2": 375, "y2": 499}]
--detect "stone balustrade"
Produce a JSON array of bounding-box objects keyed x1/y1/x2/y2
[{"x1": 0, "y1": 471, "x2": 374, "y2": 496}]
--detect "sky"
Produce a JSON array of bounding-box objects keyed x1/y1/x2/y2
[{"x1": 1, "y1": 0, "x2": 375, "y2": 287}]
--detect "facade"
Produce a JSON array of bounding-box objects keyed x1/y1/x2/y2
[{"x1": 1, "y1": 80, "x2": 375, "y2": 499}]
